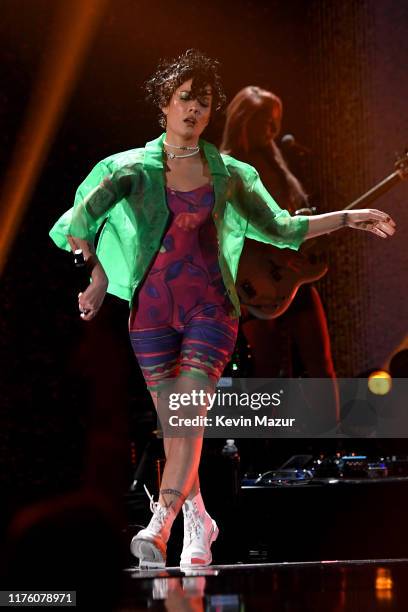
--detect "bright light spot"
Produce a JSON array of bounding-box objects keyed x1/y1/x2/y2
[
  {"x1": 376, "y1": 567, "x2": 393, "y2": 600},
  {"x1": 368, "y1": 371, "x2": 392, "y2": 395}
]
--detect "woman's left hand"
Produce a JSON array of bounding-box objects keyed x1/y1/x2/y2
[{"x1": 346, "y1": 209, "x2": 396, "y2": 238}]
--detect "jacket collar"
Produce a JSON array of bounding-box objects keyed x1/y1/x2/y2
[{"x1": 143, "y1": 132, "x2": 230, "y2": 177}]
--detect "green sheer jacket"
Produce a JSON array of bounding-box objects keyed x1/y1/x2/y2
[{"x1": 49, "y1": 133, "x2": 309, "y2": 317}]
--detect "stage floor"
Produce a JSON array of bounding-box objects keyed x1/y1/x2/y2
[{"x1": 119, "y1": 558, "x2": 408, "y2": 610}]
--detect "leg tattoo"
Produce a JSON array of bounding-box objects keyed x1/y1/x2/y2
[{"x1": 160, "y1": 488, "x2": 186, "y2": 508}]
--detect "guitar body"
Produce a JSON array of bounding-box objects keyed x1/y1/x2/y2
[
  {"x1": 235, "y1": 151, "x2": 407, "y2": 320},
  {"x1": 236, "y1": 238, "x2": 328, "y2": 319}
]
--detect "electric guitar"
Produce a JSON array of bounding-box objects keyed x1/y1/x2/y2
[{"x1": 237, "y1": 152, "x2": 408, "y2": 320}]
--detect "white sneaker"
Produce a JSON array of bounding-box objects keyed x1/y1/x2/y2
[
  {"x1": 180, "y1": 497, "x2": 219, "y2": 568},
  {"x1": 130, "y1": 486, "x2": 176, "y2": 568}
]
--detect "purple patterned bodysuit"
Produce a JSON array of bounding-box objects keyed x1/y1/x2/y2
[{"x1": 129, "y1": 183, "x2": 239, "y2": 390}]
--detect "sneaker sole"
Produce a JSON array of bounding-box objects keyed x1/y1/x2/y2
[
  {"x1": 180, "y1": 520, "x2": 219, "y2": 568},
  {"x1": 131, "y1": 537, "x2": 166, "y2": 569}
]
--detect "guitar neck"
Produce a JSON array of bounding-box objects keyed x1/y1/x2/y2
[{"x1": 344, "y1": 170, "x2": 402, "y2": 210}]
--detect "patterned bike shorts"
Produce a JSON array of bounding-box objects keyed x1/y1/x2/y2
[{"x1": 129, "y1": 306, "x2": 239, "y2": 392}]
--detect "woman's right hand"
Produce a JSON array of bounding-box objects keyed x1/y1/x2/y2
[{"x1": 78, "y1": 279, "x2": 108, "y2": 321}]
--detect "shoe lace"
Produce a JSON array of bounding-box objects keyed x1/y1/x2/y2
[
  {"x1": 144, "y1": 484, "x2": 159, "y2": 514},
  {"x1": 144, "y1": 484, "x2": 169, "y2": 530},
  {"x1": 185, "y1": 502, "x2": 203, "y2": 540}
]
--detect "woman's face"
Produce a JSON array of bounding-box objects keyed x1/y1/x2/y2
[
  {"x1": 246, "y1": 103, "x2": 282, "y2": 149},
  {"x1": 162, "y1": 78, "x2": 212, "y2": 142}
]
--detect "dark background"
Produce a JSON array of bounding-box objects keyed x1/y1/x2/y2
[{"x1": 1, "y1": 0, "x2": 408, "y2": 521}]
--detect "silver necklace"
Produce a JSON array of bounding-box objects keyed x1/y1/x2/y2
[
  {"x1": 164, "y1": 139, "x2": 200, "y2": 159},
  {"x1": 164, "y1": 140, "x2": 199, "y2": 150},
  {"x1": 165, "y1": 149, "x2": 200, "y2": 159}
]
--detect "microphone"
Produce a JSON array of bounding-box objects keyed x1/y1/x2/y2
[
  {"x1": 73, "y1": 248, "x2": 86, "y2": 269},
  {"x1": 280, "y1": 134, "x2": 311, "y2": 155},
  {"x1": 72, "y1": 249, "x2": 90, "y2": 292}
]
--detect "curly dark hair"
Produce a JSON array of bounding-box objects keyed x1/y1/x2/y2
[{"x1": 144, "y1": 49, "x2": 226, "y2": 128}]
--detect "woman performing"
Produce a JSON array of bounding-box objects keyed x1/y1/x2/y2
[{"x1": 49, "y1": 49, "x2": 395, "y2": 569}]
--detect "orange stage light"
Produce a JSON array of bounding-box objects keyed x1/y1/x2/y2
[{"x1": 0, "y1": 0, "x2": 108, "y2": 275}]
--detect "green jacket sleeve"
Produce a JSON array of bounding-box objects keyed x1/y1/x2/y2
[
  {"x1": 244, "y1": 169, "x2": 309, "y2": 250},
  {"x1": 49, "y1": 160, "x2": 126, "y2": 252}
]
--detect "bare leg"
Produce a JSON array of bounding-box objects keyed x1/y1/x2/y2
[
  {"x1": 163, "y1": 439, "x2": 200, "y2": 499},
  {"x1": 150, "y1": 386, "x2": 201, "y2": 503},
  {"x1": 157, "y1": 374, "x2": 211, "y2": 514}
]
